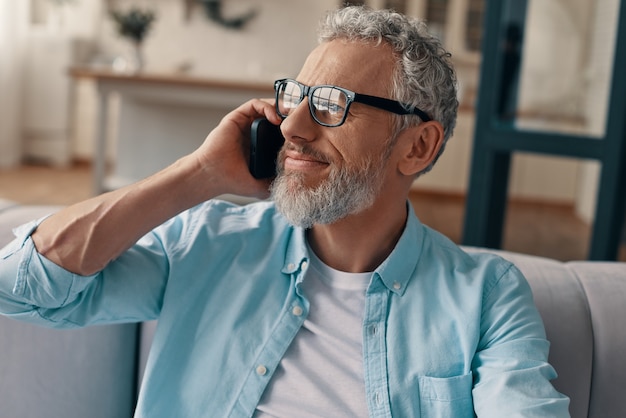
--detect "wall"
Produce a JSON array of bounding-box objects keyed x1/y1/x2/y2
[
  {"x1": 0, "y1": 1, "x2": 27, "y2": 168},
  {"x1": 11, "y1": 0, "x2": 103, "y2": 166},
  {"x1": 96, "y1": 0, "x2": 336, "y2": 82}
]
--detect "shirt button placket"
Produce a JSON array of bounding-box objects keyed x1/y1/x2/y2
[{"x1": 363, "y1": 286, "x2": 391, "y2": 417}]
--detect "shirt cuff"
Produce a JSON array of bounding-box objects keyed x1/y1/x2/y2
[
  {"x1": 1, "y1": 217, "x2": 97, "y2": 309},
  {"x1": 0, "y1": 216, "x2": 46, "y2": 261}
]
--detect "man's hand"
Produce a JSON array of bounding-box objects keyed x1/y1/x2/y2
[{"x1": 189, "y1": 98, "x2": 282, "y2": 200}]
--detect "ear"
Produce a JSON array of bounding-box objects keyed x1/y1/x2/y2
[{"x1": 396, "y1": 121, "x2": 445, "y2": 177}]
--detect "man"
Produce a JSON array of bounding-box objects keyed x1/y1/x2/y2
[{"x1": 0, "y1": 6, "x2": 569, "y2": 417}]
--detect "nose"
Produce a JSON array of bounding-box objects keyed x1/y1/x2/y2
[{"x1": 280, "y1": 97, "x2": 318, "y2": 143}]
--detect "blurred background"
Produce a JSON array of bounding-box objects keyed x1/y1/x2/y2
[{"x1": 0, "y1": 0, "x2": 624, "y2": 261}]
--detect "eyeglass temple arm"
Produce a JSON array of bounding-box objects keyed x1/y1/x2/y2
[{"x1": 354, "y1": 93, "x2": 432, "y2": 122}]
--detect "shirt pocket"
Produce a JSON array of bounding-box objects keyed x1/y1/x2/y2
[{"x1": 418, "y1": 372, "x2": 475, "y2": 418}]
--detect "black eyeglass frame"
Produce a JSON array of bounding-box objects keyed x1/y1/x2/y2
[{"x1": 274, "y1": 78, "x2": 432, "y2": 127}]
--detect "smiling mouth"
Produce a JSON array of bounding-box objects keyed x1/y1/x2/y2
[{"x1": 281, "y1": 145, "x2": 331, "y2": 170}]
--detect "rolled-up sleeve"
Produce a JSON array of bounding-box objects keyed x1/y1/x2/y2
[{"x1": 1, "y1": 219, "x2": 168, "y2": 328}]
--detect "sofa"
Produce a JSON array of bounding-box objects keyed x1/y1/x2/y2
[{"x1": 1, "y1": 200, "x2": 625, "y2": 418}]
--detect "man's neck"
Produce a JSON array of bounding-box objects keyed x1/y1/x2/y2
[{"x1": 306, "y1": 199, "x2": 408, "y2": 273}]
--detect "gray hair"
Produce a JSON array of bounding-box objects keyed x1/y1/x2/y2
[{"x1": 318, "y1": 6, "x2": 459, "y2": 174}]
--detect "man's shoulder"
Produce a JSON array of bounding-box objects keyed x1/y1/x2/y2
[
  {"x1": 154, "y1": 199, "x2": 292, "y2": 243},
  {"x1": 187, "y1": 198, "x2": 288, "y2": 229},
  {"x1": 418, "y1": 223, "x2": 520, "y2": 289},
  {"x1": 192, "y1": 198, "x2": 277, "y2": 217}
]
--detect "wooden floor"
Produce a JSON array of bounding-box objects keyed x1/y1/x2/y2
[
  {"x1": 0, "y1": 163, "x2": 92, "y2": 206},
  {"x1": 0, "y1": 162, "x2": 624, "y2": 262}
]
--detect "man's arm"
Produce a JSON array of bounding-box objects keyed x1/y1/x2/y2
[
  {"x1": 31, "y1": 99, "x2": 281, "y2": 276},
  {"x1": 471, "y1": 263, "x2": 570, "y2": 417}
]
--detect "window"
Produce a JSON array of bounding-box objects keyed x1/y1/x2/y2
[{"x1": 464, "y1": 0, "x2": 485, "y2": 52}]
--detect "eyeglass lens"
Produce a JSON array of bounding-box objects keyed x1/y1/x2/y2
[{"x1": 276, "y1": 80, "x2": 349, "y2": 127}]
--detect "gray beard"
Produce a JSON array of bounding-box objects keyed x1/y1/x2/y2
[{"x1": 270, "y1": 151, "x2": 387, "y2": 229}]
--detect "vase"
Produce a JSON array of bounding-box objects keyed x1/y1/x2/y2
[{"x1": 130, "y1": 42, "x2": 145, "y2": 73}]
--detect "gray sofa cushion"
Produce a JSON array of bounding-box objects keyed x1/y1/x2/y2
[
  {"x1": 0, "y1": 317, "x2": 138, "y2": 418},
  {"x1": 572, "y1": 262, "x2": 626, "y2": 418}
]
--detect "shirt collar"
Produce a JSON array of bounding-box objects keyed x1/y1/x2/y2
[
  {"x1": 280, "y1": 201, "x2": 425, "y2": 296},
  {"x1": 282, "y1": 225, "x2": 309, "y2": 276},
  {"x1": 374, "y1": 200, "x2": 424, "y2": 296}
]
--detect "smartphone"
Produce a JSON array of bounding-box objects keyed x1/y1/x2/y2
[{"x1": 249, "y1": 118, "x2": 285, "y2": 179}]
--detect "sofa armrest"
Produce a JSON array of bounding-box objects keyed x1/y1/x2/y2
[{"x1": 568, "y1": 261, "x2": 626, "y2": 418}]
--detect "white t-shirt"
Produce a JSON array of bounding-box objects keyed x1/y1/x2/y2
[{"x1": 254, "y1": 246, "x2": 372, "y2": 417}]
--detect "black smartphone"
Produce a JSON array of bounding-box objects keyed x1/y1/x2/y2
[{"x1": 249, "y1": 118, "x2": 285, "y2": 179}]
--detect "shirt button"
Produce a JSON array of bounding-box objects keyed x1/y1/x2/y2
[
  {"x1": 292, "y1": 306, "x2": 303, "y2": 316},
  {"x1": 393, "y1": 281, "x2": 401, "y2": 290},
  {"x1": 256, "y1": 365, "x2": 267, "y2": 376},
  {"x1": 287, "y1": 263, "x2": 295, "y2": 270},
  {"x1": 301, "y1": 261, "x2": 308, "y2": 269},
  {"x1": 375, "y1": 392, "x2": 383, "y2": 406}
]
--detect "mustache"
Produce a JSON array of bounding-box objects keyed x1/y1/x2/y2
[{"x1": 279, "y1": 143, "x2": 331, "y2": 165}]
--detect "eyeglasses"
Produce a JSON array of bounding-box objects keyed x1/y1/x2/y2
[{"x1": 274, "y1": 78, "x2": 432, "y2": 128}]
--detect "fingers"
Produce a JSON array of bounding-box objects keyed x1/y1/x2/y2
[{"x1": 229, "y1": 98, "x2": 282, "y2": 127}]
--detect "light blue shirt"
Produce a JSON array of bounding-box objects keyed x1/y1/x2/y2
[{"x1": 0, "y1": 200, "x2": 569, "y2": 417}]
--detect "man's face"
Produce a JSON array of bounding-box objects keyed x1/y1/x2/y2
[{"x1": 271, "y1": 39, "x2": 399, "y2": 228}]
